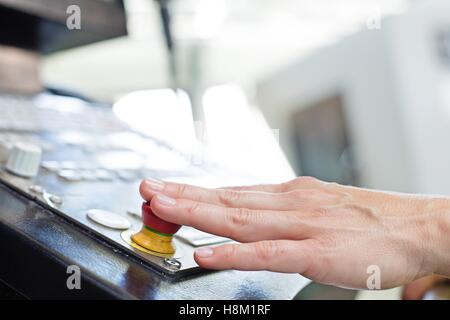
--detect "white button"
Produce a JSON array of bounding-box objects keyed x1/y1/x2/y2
[
  {"x1": 94, "y1": 169, "x2": 115, "y2": 181},
  {"x1": 58, "y1": 169, "x2": 82, "y2": 181},
  {"x1": 0, "y1": 140, "x2": 12, "y2": 162},
  {"x1": 28, "y1": 185, "x2": 45, "y2": 195},
  {"x1": 41, "y1": 161, "x2": 61, "y2": 172},
  {"x1": 6, "y1": 142, "x2": 42, "y2": 178},
  {"x1": 87, "y1": 209, "x2": 131, "y2": 230}
]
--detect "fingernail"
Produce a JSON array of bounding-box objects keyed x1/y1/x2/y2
[
  {"x1": 156, "y1": 194, "x2": 176, "y2": 206},
  {"x1": 144, "y1": 178, "x2": 164, "y2": 191},
  {"x1": 195, "y1": 247, "x2": 214, "y2": 258}
]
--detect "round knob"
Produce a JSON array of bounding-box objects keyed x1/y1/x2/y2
[
  {"x1": 0, "y1": 141, "x2": 12, "y2": 162},
  {"x1": 6, "y1": 142, "x2": 42, "y2": 178}
]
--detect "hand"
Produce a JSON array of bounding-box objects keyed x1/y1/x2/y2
[{"x1": 140, "y1": 177, "x2": 450, "y2": 289}]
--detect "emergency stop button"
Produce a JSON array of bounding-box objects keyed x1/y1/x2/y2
[{"x1": 131, "y1": 202, "x2": 181, "y2": 254}]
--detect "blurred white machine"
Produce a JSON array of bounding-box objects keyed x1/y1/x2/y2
[{"x1": 257, "y1": 0, "x2": 450, "y2": 195}]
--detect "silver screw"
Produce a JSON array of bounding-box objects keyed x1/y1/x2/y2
[
  {"x1": 163, "y1": 258, "x2": 181, "y2": 270},
  {"x1": 49, "y1": 194, "x2": 63, "y2": 205},
  {"x1": 28, "y1": 184, "x2": 45, "y2": 195}
]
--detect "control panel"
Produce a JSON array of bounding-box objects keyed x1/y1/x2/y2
[{"x1": 0, "y1": 93, "x2": 253, "y2": 277}]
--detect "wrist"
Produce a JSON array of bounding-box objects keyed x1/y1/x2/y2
[{"x1": 422, "y1": 197, "x2": 450, "y2": 278}]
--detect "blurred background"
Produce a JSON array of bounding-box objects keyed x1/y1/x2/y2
[
  {"x1": 40, "y1": 0, "x2": 450, "y2": 195},
  {"x1": 2, "y1": 0, "x2": 450, "y2": 299}
]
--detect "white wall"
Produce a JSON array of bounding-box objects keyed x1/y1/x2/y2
[
  {"x1": 387, "y1": 0, "x2": 450, "y2": 194},
  {"x1": 257, "y1": 16, "x2": 411, "y2": 191},
  {"x1": 257, "y1": 0, "x2": 450, "y2": 194}
]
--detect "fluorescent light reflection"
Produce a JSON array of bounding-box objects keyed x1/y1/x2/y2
[
  {"x1": 113, "y1": 89, "x2": 197, "y2": 152},
  {"x1": 202, "y1": 84, "x2": 294, "y2": 182}
]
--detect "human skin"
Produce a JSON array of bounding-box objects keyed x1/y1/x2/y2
[
  {"x1": 140, "y1": 177, "x2": 450, "y2": 290},
  {"x1": 402, "y1": 275, "x2": 448, "y2": 299}
]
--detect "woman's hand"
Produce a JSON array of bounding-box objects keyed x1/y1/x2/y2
[{"x1": 140, "y1": 177, "x2": 450, "y2": 289}]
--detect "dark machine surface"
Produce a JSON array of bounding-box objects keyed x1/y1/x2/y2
[
  {"x1": 0, "y1": 182, "x2": 305, "y2": 299},
  {"x1": 0, "y1": 94, "x2": 308, "y2": 299}
]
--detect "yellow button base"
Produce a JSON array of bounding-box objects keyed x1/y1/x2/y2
[{"x1": 131, "y1": 226, "x2": 175, "y2": 254}]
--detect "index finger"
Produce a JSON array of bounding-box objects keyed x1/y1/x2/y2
[
  {"x1": 150, "y1": 195, "x2": 312, "y2": 242},
  {"x1": 139, "y1": 177, "x2": 324, "y2": 209},
  {"x1": 140, "y1": 179, "x2": 288, "y2": 210}
]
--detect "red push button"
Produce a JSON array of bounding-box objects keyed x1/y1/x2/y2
[{"x1": 142, "y1": 202, "x2": 181, "y2": 235}]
